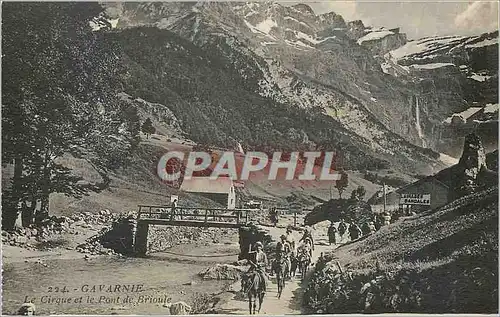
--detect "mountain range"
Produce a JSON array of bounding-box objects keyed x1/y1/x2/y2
[{"x1": 100, "y1": 2, "x2": 498, "y2": 175}]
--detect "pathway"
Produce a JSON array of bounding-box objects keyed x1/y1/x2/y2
[{"x1": 217, "y1": 215, "x2": 333, "y2": 315}]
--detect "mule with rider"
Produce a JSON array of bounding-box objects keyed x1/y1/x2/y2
[{"x1": 242, "y1": 241, "x2": 268, "y2": 314}]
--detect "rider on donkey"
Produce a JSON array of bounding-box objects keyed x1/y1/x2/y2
[
  {"x1": 247, "y1": 241, "x2": 268, "y2": 292},
  {"x1": 285, "y1": 226, "x2": 296, "y2": 255},
  {"x1": 299, "y1": 228, "x2": 314, "y2": 257},
  {"x1": 278, "y1": 234, "x2": 292, "y2": 277}
]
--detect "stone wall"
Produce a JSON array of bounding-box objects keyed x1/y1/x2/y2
[{"x1": 238, "y1": 224, "x2": 273, "y2": 260}]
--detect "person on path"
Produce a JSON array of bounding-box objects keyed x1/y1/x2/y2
[
  {"x1": 349, "y1": 222, "x2": 362, "y2": 241},
  {"x1": 247, "y1": 241, "x2": 268, "y2": 292},
  {"x1": 285, "y1": 226, "x2": 296, "y2": 256},
  {"x1": 299, "y1": 228, "x2": 315, "y2": 251},
  {"x1": 338, "y1": 220, "x2": 347, "y2": 241},
  {"x1": 278, "y1": 235, "x2": 292, "y2": 275},
  {"x1": 269, "y1": 207, "x2": 278, "y2": 226},
  {"x1": 361, "y1": 222, "x2": 371, "y2": 236},
  {"x1": 328, "y1": 222, "x2": 337, "y2": 245},
  {"x1": 170, "y1": 199, "x2": 178, "y2": 221},
  {"x1": 368, "y1": 221, "x2": 376, "y2": 233},
  {"x1": 382, "y1": 212, "x2": 392, "y2": 226}
]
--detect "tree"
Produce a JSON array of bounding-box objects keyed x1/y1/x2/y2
[
  {"x1": 350, "y1": 186, "x2": 366, "y2": 201},
  {"x1": 334, "y1": 170, "x2": 348, "y2": 199},
  {"x1": 2, "y1": 3, "x2": 134, "y2": 229},
  {"x1": 141, "y1": 118, "x2": 156, "y2": 139}
]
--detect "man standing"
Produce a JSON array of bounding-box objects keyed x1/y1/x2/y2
[
  {"x1": 170, "y1": 199, "x2": 178, "y2": 221},
  {"x1": 338, "y1": 220, "x2": 347, "y2": 242},
  {"x1": 349, "y1": 222, "x2": 362, "y2": 241},
  {"x1": 328, "y1": 222, "x2": 337, "y2": 245}
]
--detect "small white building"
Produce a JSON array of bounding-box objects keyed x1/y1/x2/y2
[{"x1": 180, "y1": 177, "x2": 237, "y2": 209}]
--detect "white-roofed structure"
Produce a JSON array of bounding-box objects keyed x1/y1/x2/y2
[{"x1": 180, "y1": 177, "x2": 237, "y2": 209}]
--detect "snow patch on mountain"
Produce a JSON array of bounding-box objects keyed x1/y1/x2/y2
[
  {"x1": 439, "y1": 153, "x2": 459, "y2": 166},
  {"x1": 410, "y1": 62, "x2": 455, "y2": 70},
  {"x1": 296, "y1": 31, "x2": 321, "y2": 45},
  {"x1": 255, "y1": 18, "x2": 277, "y2": 34},
  {"x1": 465, "y1": 37, "x2": 498, "y2": 48},
  {"x1": 388, "y1": 36, "x2": 466, "y2": 60},
  {"x1": 484, "y1": 103, "x2": 499, "y2": 114},
  {"x1": 357, "y1": 30, "x2": 395, "y2": 45},
  {"x1": 443, "y1": 107, "x2": 483, "y2": 123},
  {"x1": 285, "y1": 39, "x2": 314, "y2": 50},
  {"x1": 469, "y1": 73, "x2": 493, "y2": 82}
]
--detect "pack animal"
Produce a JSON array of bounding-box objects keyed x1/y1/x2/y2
[
  {"x1": 241, "y1": 269, "x2": 266, "y2": 314},
  {"x1": 297, "y1": 244, "x2": 311, "y2": 280},
  {"x1": 272, "y1": 250, "x2": 288, "y2": 299}
]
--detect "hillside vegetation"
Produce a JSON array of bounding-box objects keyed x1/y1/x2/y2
[{"x1": 304, "y1": 186, "x2": 498, "y2": 313}]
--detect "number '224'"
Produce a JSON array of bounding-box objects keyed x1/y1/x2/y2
[{"x1": 47, "y1": 286, "x2": 69, "y2": 293}]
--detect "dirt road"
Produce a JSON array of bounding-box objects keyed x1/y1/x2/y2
[{"x1": 217, "y1": 215, "x2": 333, "y2": 315}]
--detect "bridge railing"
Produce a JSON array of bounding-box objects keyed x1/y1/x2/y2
[
  {"x1": 275, "y1": 207, "x2": 314, "y2": 213},
  {"x1": 137, "y1": 205, "x2": 259, "y2": 225}
]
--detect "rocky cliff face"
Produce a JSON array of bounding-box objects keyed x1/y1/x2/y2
[
  {"x1": 384, "y1": 32, "x2": 498, "y2": 156},
  {"x1": 450, "y1": 134, "x2": 492, "y2": 200},
  {"x1": 103, "y1": 2, "x2": 497, "y2": 167}
]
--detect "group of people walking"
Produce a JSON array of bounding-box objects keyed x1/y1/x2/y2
[{"x1": 327, "y1": 212, "x2": 392, "y2": 245}]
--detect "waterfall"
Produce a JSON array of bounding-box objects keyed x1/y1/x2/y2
[{"x1": 415, "y1": 96, "x2": 427, "y2": 148}]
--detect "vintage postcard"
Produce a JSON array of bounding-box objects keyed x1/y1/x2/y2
[{"x1": 2, "y1": 1, "x2": 498, "y2": 315}]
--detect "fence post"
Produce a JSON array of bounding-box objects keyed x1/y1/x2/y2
[
  {"x1": 204, "y1": 209, "x2": 208, "y2": 222},
  {"x1": 294, "y1": 211, "x2": 297, "y2": 227}
]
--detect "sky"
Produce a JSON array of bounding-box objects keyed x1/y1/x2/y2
[{"x1": 287, "y1": 0, "x2": 499, "y2": 39}]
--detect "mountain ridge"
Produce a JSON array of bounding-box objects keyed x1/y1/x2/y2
[{"x1": 100, "y1": 2, "x2": 497, "y2": 173}]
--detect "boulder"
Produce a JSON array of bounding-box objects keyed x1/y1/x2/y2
[{"x1": 198, "y1": 264, "x2": 246, "y2": 280}]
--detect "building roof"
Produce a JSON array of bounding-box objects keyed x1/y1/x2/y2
[
  {"x1": 396, "y1": 174, "x2": 451, "y2": 193},
  {"x1": 180, "y1": 177, "x2": 233, "y2": 194}
]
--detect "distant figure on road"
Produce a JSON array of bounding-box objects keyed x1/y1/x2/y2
[
  {"x1": 368, "y1": 222, "x2": 376, "y2": 233},
  {"x1": 170, "y1": 199, "x2": 178, "y2": 221},
  {"x1": 269, "y1": 207, "x2": 278, "y2": 226},
  {"x1": 349, "y1": 222, "x2": 362, "y2": 241},
  {"x1": 328, "y1": 222, "x2": 337, "y2": 245},
  {"x1": 374, "y1": 215, "x2": 383, "y2": 231},
  {"x1": 361, "y1": 222, "x2": 371, "y2": 236},
  {"x1": 382, "y1": 211, "x2": 391, "y2": 226},
  {"x1": 338, "y1": 220, "x2": 347, "y2": 240}
]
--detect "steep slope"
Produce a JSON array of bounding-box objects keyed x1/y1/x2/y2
[
  {"x1": 304, "y1": 186, "x2": 498, "y2": 313},
  {"x1": 107, "y1": 26, "x2": 444, "y2": 174}
]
